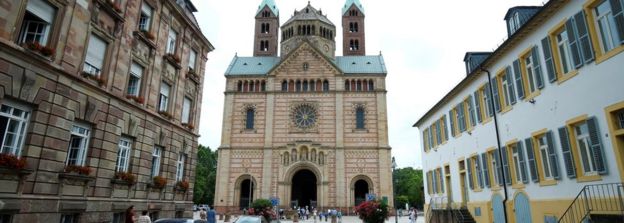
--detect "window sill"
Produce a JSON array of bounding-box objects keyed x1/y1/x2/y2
[
  {"x1": 473, "y1": 188, "x2": 483, "y2": 192},
  {"x1": 577, "y1": 174, "x2": 602, "y2": 183},
  {"x1": 524, "y1": 90, "x2": 541, "y2": 101},
  {"x1": 614, "y1": 129, "x2": 624, "y2": 137},
  {"x1": 595, "y1": 44, "x2": 624, "y2": 65},
  {"x1": 556, "y1": 70, "x2": 579, "y2": 85},
  {"x1": 481, "y1": 117, "x2": 492, "y2": 125},
  {"x1": 500, "y1": 106, "x2": 513, "y2": 114},
  {"x1": 490, "y1": 186, "x2": 501, "y2": 191},
  {"x1": 539, "y1": 179, "x2": 558, "y2": 186},
  {"x1": 511, "y1": 183, "x2": 526, "y2": 189}
]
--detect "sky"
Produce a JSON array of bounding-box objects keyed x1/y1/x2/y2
[{"x1": 192, "y1": 0, "x2": 547, "y2": 169}]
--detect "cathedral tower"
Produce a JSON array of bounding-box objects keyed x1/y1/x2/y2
[
  {"x1": 342, "y1": 0, "x2": 365, "y2": 55},
  {"x1": 280, "y1": 2, "x2": 336, "y2": 58},
  {"x1": 254, "y1": 0, "x2": 280, "y2": 56}
]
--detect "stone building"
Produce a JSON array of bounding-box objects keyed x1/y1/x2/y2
[
  {"x1": 0, "y1": 0, "x2": 213, "y2": 222},
  {"x1": 214, "y1": 0, "x2": 393, "y2": 213}
]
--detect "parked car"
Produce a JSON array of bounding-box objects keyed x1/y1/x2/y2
[
  {"x1": 233, "y1": 216, "x2": 262, "y2": 223},
  {"x1": 154, "y1": 219, "x2": 207, "y2": 223}
]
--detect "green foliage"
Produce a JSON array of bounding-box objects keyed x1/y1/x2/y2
[
  {"x1": 355, "y1": 200, "x2": 389, "y2": 223},
  {"x1": 396, "y1": 195, "x2": 409, "y2": 209},
  {"x1": 193, "y1": 145, "x2": 218, "y2": 205},
  {"x1": 394, "y1": 167, "x2": 424, "y2": 209},
  {"x1": 251, "y1": 198, "x2": 272, "y2": 210}
]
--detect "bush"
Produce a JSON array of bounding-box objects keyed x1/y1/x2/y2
[
  {"x1": 249, "y1": 199, "x2": 276, "y2": 220},
  {"x1": 355, "y1": 200, "x2": 389, "y2": 223}
]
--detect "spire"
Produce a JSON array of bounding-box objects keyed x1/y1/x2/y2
[
  {"x1": 257, "y1": 0, "x2": 279, "y2": 16},
  {"x1": 342, "y1": 0, "x2": 364, "y2": 15}
]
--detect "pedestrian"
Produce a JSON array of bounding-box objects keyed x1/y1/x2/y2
[
  {"x1": 409, "y1": 208, "x2": 416, "y2": 223},
  {"x1": 125, "y1": 206, "x2": 136, "y2": 223},
  {"x1": 208, "y1": 206, "x2": 217, "y2": 223},
  {"x1": 136, "y1": 211, "x2": 151, "y2": 223},
  {"x1": 200, "y1": 208, "x2": 207, "y2": 220}
]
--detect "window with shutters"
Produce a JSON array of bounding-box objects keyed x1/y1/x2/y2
[
  {"x1": 139, "y1": 3, "x2": 153, "y2": 31},
  {"x1": 618, "y1": 110, "x2": 624, "y2": 129},
  {"x1": 127, "y1": 62, "x2": 143, "y2": 97},
  {"x1": 472, "y1": 156, "x2": 483, "y2": 191},
  {"x1": 510, "y1": 144, "x2": 523, "y2": 185},
  {"x1": 115, "y1": 137, "x2": 132, "y2": 172},
  {"x1": 151, "y1": 146, "x2": 162, "y2": 177},
  {"x1": 166, "y1": 28, "x2": 177, "y2": 54},
  {"x1": 487, "y1": 149, "x2": 501, "y2": 189},
  {"x1": 548, "y1": 21, "x2": 580, "y2": 83},
  {"x1": 531, "y1": 129, "x2": 560, "y2": 186},
  {"x1": 83, "y1": 34, "x2": 108, "y2": 77},
  {"x1": 158, "y1": 82, "x2": 171, "y2": 112},
  {"x1": 463, "y1": 97, "x2": 475, "y2": 130},
  {"x1": 519, "y1": 47, "x2": 544, "y2": 99},
  {"x1": 181, "y1": 97, "x2": 192, "y2": 124},
  {"x1": 18, "y1": 0, "x2": 57, "y2": 47},
  {"x1": 66, "y1": 123, "x2": 91, "y2": 166},
  {"x1": 506, "y1": 141, "x2": 528, "y2": 188},
  {"x1": 497, "y1": 70, "x2": 513, "y2": 112},
  {"x1": 563, "y1": 115, "x2": 606, "y2": 182},
  {"x1": 478, "y1": 85, "x2": 493, "y2": 123},
  {"x1": 0, "y1": 100, "x2": 30, "y2": 156},
  {"x1": 585, "y1": 0, "x2": 624, "y2": 63},
  {"x1": 574, "y1": 122, "x2": 598, "y2": 175},
  {"x1": 537, "y1": 136, "x2": 553, "y2": 180},
  {"x1": 422, "y1": 128, "x2": 430, "y2": 152}
]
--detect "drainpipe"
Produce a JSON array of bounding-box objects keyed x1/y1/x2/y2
[{"x1": 480, "y1": 67, "x2": 509, "y2": 223}]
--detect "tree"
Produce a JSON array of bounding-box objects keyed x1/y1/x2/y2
[
  {"x1": 193, "y1": 145, "x2": 218, "y2": 205},
  {"x1": 394, "y1": 167, "x2": 423, "y2": 209}
]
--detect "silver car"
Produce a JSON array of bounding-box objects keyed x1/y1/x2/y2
[
  {"x1": 154, "y1": 219, "x2": 207, "y2": 223},
  {"x1": 233, "y1": 216, "x2": 262, "y2": 223}
]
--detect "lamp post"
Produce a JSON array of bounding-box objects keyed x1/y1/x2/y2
[
  {"x1": 249, "y1": 174, "x2": 253, "y2": 209},
  {"x1": 392, "y1": 157, "x2": 398, "y2": 223}
]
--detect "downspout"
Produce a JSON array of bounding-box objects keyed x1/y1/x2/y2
[{"x1": 480, "y1": 67, "x2": 509, "y2": 223}]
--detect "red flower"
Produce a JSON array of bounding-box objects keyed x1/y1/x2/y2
[
  {"x1": 152, "y1": 176, "x2": 167, "y2": 189},
  {"x1": 115, "y1": 171, "x2": 137, "y2": 185},
  {"x1": 64, "y1": 165, "x2": 92, "y2": 175},
  {"x1": 0, "y1": 153, "x2": 27, "y2": 169}
]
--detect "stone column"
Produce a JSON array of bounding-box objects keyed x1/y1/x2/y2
[
  {"x1": 262, "y1": 88, "x2": 275, "y2": 197},
  {"x1": 335, "y1": 88, "x2": 346, "y2": 208}
]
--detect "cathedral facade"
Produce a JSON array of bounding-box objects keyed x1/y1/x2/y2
[{"x1": 214, "y1": 0, "x2": 392, "y2": 213}]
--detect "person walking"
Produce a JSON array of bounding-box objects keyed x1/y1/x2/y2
[
  {"x1": 409, "y1": 208, "x2": 416, "y2": 223},
  {"x1": 137, "y1": 211, "x2": 152, "y2": 223},
  {"x1": 208, "y1": 206, "x2": 217, "y2": 223},
  {"x1": 125, "y1": 206, "x2": 136, "y2": 223},
  {"x1": 200, "y1": 208, "x2": 207, "y2": 220}
]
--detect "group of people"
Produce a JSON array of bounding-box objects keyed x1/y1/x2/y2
[
  {"x1": 123, "y1": 205, "x2": 217, "y2": 223},
  {"x1": 294, "y1": 206, "x2": 342, "y2": 222}
]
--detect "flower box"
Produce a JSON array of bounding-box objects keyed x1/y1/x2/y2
[
  {"x1": 64, "y1": 165, "x2": 92, "y2": 175},
  {"x1": 0, "y1": 153, "x2": 27, "y2": 170},
  {"x1": 159, "y1": 111, "x2": 173, "y2": 119},
  {"x1": 113, "y1": 171, "x2": 136, "y2": 185},
  {"x1": 23, "y1": 42, "x2": 55, "y2": 58},
  {"x1": 175, "y1": 180, "x2": 189, "y2": 191},
  {"x1": 125, "y1": 95, "x2": 145, "y2": 104},
  {"x1": 151, "y1": 176, "x2": 167, "y2": 189}
]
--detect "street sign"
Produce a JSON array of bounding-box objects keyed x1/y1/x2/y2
[
  {"x1": 270, "y1": 197, "x2": 280, "y2": 206},
  {"x1": 366, "y1": 193, "x2": 376, "y2": 201}
]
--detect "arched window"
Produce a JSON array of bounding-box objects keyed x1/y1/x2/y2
[
  {"x1": 349, "y1": 23, "x2": 355, "y2": 32},
  {"x1": 363, "y1": 80, "x2": 368, "y2": 91},
  {"x1": 283, "y1": 152, "x2": 289, "y2": 165},
  {"x1": 289, "y1": 80, "x2": 295, "y2": 92},
  {"x1": 297, "y1": 26, "x2": 302, "y2": 35},
  {"x1": 307, "y1": 25, "x2": 311, "y2": 35},
  {"x1": 261, "y1": 81, "x2": 266, "y2": 92},
  {"x1": 356, "y1": 107, "x2": 365, "y2": 129},
  {"x1": 355, "y1": 40, "x2": 359, "y2": 50},
  {"x1": 350, "y1": 40, "x2": 355, "y2": 50},
  {"x1": 303, "y1": 80, "x2": 309, "y2": 91},
  {"x1": 310, "y1": 80, "x2": 316, "y2": 92},
  {"x1": 266, "y1": 24, "x2": 270, "y2": 33},
  {"x1": 291, "y1": 149, "x2": 297, "y2": 162},
  {"x1": 368, "y1": 80, "x2": 374, "y2": 91},
  {"x1": 244, "y1": 81, "x2": 249, "y2": 92},
  {"x1": 311, "y1": 149, "x2": 317, "y2": 162},
  {"x1": 282, "y1": 80, "x2": 288, "y2": 92},
  {"x1": 345, "y1": 80, "x2": 350, "y2": 91},
  {"x1": 351, "y1": 80, "x2": 356, "y2": 90},
  {"x1": 323, "y1": 80, "x2": 329, "y2": 92},
  {"x1": 356, "y1": 80, "x2": 362, "y2": 91},
  {"x1": 250, "y1": 81, "x2": 255, "y2": 92},
  {"x1": 246, "y1": 108, "x2": 255, "y2": 129},
  {"x1": 296, "y1": 80, "x2": 302, "y2": 92},
  {"x1": 311, "y1": 25, "x2": 315, "y2": 35},
  {"x1": 259, "y1": 41, "x2": 265, "y2": 51},
  {"x1": 237, "y1": 81, "x2": 243, "y2": 92},
  {"x1": 354, "y1": 23, "x2": 359, "y2": 32}
]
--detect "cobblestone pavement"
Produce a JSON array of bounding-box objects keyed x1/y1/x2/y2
[{"x1": 192, "y1": 213, "x2": 425, "y2": 223}]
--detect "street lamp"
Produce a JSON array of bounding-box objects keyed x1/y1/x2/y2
[{"x1": 392, "y1": 157, "x2": 398, "y2": 223}]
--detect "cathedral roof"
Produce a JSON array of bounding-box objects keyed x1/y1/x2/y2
[
  {"x1": 283, "y1": 3, "x2": 334, "y2": 27},
  {"x1": 342, "y1": 0, "x2": 365, "y2": 15},
  {"x1": 257, "y1": 0, "x2": 279, "y2": 16},
  {"x1": 225, "y1": 55, "x2": 386, "y2": 76}
]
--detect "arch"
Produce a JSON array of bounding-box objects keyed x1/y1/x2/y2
[
  {"x1": 237, "y1": 81, "x2": 243, "y2": 92},
  {"x1": 356, "y1": 80, "x2": 362, "y2": 91},
  {"x1": 303, "y1": 80, "x2": 309, "y2": 92},
  {"x1": 368, "y1": 79, "x2": 374, "y2": 91},
  {"x1": 244, "y1": 80, "x2": 249, "y2": 92},
  {"x1": 356, "y1": 106, "x2": 365, "y2": 129},
  {"x1": 260, "y1": 80, "x2": 266, "y2": 92},
  {"x1": 282, "y1": 80, "x2": 288, "y2": 92},
  {"x1": 284, "y1": 162, "x2": 323, "y2": 184},
  {"x1": 296, "y1": 80, "x2": 302, "y2": 92},
  {"x1": 316, "y1": 79, "x2": 323, "y2": 91},
  {"x1": 297, "y1": 25, "x2": 302, "y2": 35},
  {"x1": 514, "y1": 192, "x2": 532, "y2": 223},
  {"x1": 245, "y1": 108, "x2": 255, "y2": 129},
  {"x1": 323, "y1": 80, "x2": 329, "y2": 92},
  {"x1": 351, "y1": 80, "x2": 356, "y2": 90},
  {"x1": 345, "y1": 80, "x2": 350, "y2": 91},
  {"x1": 310, "y1": 80, "x2": 316, "y2": 92},
  {"x1": 363, "y1": 80, "x2": 368, "y2": 91},
  {"x1": 250, "y1": 81, "x2": 255, "y2": 92},
  {"x1": 311, "y1": 25, "x2": 315, "y2": 35},
  {"x1": 289, "y1": 80, "x2": 295, "y2": 92},
  {"x1": 234, "y1": 174, "x2": 258, "y2": 209},
  {"x1": 290, "y1": 168, "x2": 318, "y2": 208},
  {"x1": 266, "y1": 23, "x2": 270, "y2": 33},
  {"x1": 354, "y1": 22, "x2": 359, "y2": 32}
]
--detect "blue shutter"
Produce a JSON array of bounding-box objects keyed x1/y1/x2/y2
[
  {"x1": 513, "y1": 60, "x2": 525, "y2": 100},
  {"x1": 531, "y1": 46, "x2": 545, "y2": 89},
  {"x1": 494, "y1": 149, "x2": 503, "y2": 186},
  {"x1": 439, "y1": 170, "x2": 445, "y2": 192},
  {"x1": 505, "y1": 67, "x2": 517, "y2": 105},
  {"x1": 422, "y1": 131, "x2": 428, "y2": 152},
  {"x1": 559, "y1": 127, "x2": 577, "y2": 179},
  {"x1": 541, "y1": 37, "x2": 558, "y2": 82},
  {"x1": 467, "y1": 95, "x2": 476, "y2": 127},
  {"x1": 566, "y1": 17, "x2": 583, "y2": 69},
  {"x1": 432, "y1": 170, "x2": 437, "y2": 194},
  {"x1": 474, "y1": 91, "x2": 482, "y2": 123},
  {"x1": 546, "y1": 131, "x2": 561, "y2": 180},
  {"x1": 517, "y1": 142, "x2": 529, "y2": 184},
  {"x1": 443, "y1": 115, "x2": 449, "y2": 141},
  {"x1": 491, "y1": 78, "x2": 501, "y2": 112},
  {"x1": 428, "y1": 127, "x2": 434, "y2": 149},
  {"x1": 587, "y1": 117, "x2": 607, "y2": 175},
  {"x1": 525, "y1": 138, "x2": 539, "y2": 183},
  {"x1": 475, "y1": 156, "x2": 483, "y2": 189},
  {"x1": 610, "y1": 0, "x2": 624, "y2": 44},
  {"x1": 484, "y1": 83, "x2": 494, "y2": 117},
  {"x1": 501, "y1": 146, "x2": 512, "y2": 185},
  {"x1": 458, "y1": 104, "x2": 466, "y2": 132},
  {"x1": 467, "y1": 158, "x2": 474, "y2": 190},
  {"x1": 482, "y1": 153, "x2": 490, "y2": 188},
  {"x1": 574, "y1": 11, "x2": 595, "y2": 64},
  {"x1": 449, "y1": 110, "x2": 456, "y2": 137}
]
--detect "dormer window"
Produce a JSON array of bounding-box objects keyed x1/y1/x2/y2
[
  {"x1": 262, "y1": 10, "x2": 270, "y2": 17},
  {"x1": 509, "y1": 12, "x2": 521, "y2": 34}
]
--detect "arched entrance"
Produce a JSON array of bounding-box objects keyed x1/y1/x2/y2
[
  {"x1": 492, "y1": 194, "x2": 504, "y2": 223},
  {"x1": 291, "y1": 169, "x2": 317, "y2": 208},
  {"x1": 354, "y1": 180, "x2": 369, "y2": 206},
  {"x1": 514, "y1": 193, "x2": 532, "y2": 223},
  {"x1": 239, "y1": 179, "x2": 254, "y2": 209}
]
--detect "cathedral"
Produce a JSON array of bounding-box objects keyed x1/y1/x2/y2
[{"x1": 214, "y1": 0, "x2": 393, "y2": 213}]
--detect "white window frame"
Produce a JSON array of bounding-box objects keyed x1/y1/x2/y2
[
  {"x1": 166, "y1": 28, "x2": 177, "y2": 54},
  {"x1": 575, "y1": 122, "x2": 597, "y2": 175},
  {"x1": 511, "y1": 146, "x2": 522, "y2": 183},
  {"x1": 556, "y1": 30, "x2": 574, "y2": 74},
  {"x1": 83, "y1": 34, "x2": 107, "y2": 77},
  {"x1": 19, "y1": 0, "x2": 56, "y2": 45},
  {"x1": 127, "y1": 62, "x2": 143, "y2": 96},
  {"x1": 181, "y1": 97, "x2": 192, "y2": 124},
  {"x1": 537, "y1": 136, "x2": 554, "y2": 180},
  {"x1": 524, "y1": 55, "x2": 538, "y2": 93},
  {"x1": 175, "y1": 153, "x2": 186, "y2": 181},
  {"x1": 66, "y1": 123, "x2": 91, "y2": 166},
  {"x1": 594, "y1": 1, "x2": 621, "y2": 53},
  {"x1": 0, "y1": 101, "x2": 30, "y2": 156},
  {"x1": 159, "y1": 82, "x2": 171, "y2": 112},
  {"x1": 139, "y1": 3, "x2": 152, "y2": 31},
  {"x1": 116, "y1": 137, "x2": 132, "y2": 172},
  {"x1": 60, "y1": 213, "x2": 79, "y2": 223},
  {"x1": 501, "y1": 75, "x2": 511, "y2": 107},
  {"x1": 491, "y1": 152, "x2": 500, "y2": 185},
  {"x1": 482, "y1": 88, "x2": 492, "y2": 116},
  {"x1": 189, "y1": 49, "x2": 197, "y2": 70},
  {"x1": 151, "y1": 146, "x2": 162, "y2": 177}
]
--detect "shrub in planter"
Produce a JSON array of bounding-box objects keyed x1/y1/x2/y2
[
  {"x1": 40, "y1": 46, "x2": 55, "y2": 57},
  {"x1": 114, "y1": 171, "x2": 137, "y2": 185},
  {"x1": 354, "y1": 200, "x2": 389, "y2": 223},
  {"x1": 249, "y1": 199, "x2": 276, "y2": 221},
  {"x1": 24, "y1": 41, "x2": 42, "y2": 51},
  {"x1": 0, "y1": 153, "x2": 27, "y2": 169},
  {"x1": 175, "y1": 180, "x2": 189, "y2": 191},
  {"x1": 64, "y1": 165, "x2": 92, "y2": 175},
  {"x1": 152, "y1": 176, "x2": 167, "y2": 189}
]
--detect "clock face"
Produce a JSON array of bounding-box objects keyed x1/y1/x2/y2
[{"x1": 292, "y1": 104, "x2": 317, "y2": 129}]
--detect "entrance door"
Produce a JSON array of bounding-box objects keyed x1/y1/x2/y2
[
  {"x1": 514, "y1": 193, "x2": 532, "y2": 223},
  {"x1": 354, "y1": 180, "x2": 369, "y2": 206},
  {"x1": 291, "y1": 169, "x2": 317, "y2": 208},
  {"x1": 459, "y1": 172, "x2": 468, "y2": 207},
  {"x1": 492, "y1": 194, "x2": 505, "y2": 223},
  {"x1": 239, "y1": 179, "x2": 254, "y2": 209}
]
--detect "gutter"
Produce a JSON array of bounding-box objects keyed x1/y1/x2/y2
[{"x1": 481, "y1": 67, "x2": 509, "y2": 223}]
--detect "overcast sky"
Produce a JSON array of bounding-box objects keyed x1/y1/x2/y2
[{"x1": 192, "y1": 0, "x2": 547, "y2": 168}]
